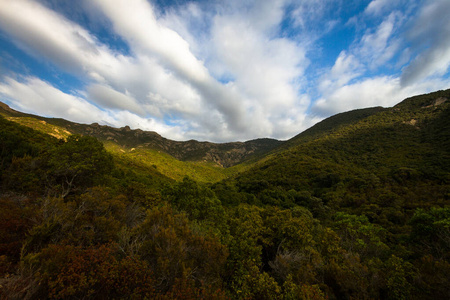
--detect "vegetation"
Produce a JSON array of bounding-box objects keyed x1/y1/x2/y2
[
  {"x1": 104, "y1": 143, "x2": 229, "y2": 183},
  {"x1": 1, "y1": 89, "x2": 449, "y2": 299}
]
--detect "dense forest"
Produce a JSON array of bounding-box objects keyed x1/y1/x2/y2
[{"x1": 1, "y1": 89, "x2": 449, "y2": 299}]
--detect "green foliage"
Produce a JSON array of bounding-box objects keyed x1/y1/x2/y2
[
  {"x1": 333, "y1": 212, "x2": 389, "y2": 258},
  {"x1": 164, "y1": 177, "x2": 226, "y2": 227},
  {"x1": 0, "y1": 117, "x2": 58, "y2": 194},
  {"x1": 286, "y1": 106, "x2": 386, "y2": 146},
  {"x1": 234, "y1": 264, "x2": 282, "y2": 299},
  {"x1": 134, "y1": 205, "x2": 228, "y2": 292},
  {"x1": 6, "y1": 116, "x2": 71, "y2": 140},
  {"x1": 0, "y1": 195, "x2": 36, "y2": 274},
  {"x1": 107, "y1": 145, "x2": 229, "y2": 183},
  {"x1": 409, "y1": 207, "x2": 450, "y2": 258},
  {"x1": 383, "y1": 255, "x2": 416, "y2": 300},
  {"x1": 22, "y1": 188, "x2": 131, "y2": 254},
  {"x1": 0, "y1": 116, "x2": 56, "y2": 169},
  {"x1": 415, "y1": 255, "x2": 450, "y2": 299},
  {"x1": 26, "y1": 243, "x2": 155, "y2": 299},
  {"x1": 283, "y1": 275, "x2": 327, "y2": 300},
  {"x1": 46, "y1": 135, "x2": 114, "y2": 197}
]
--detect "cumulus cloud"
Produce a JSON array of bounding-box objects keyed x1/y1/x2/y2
[
  {"x1": 290, "y1": 0, "x2": 337, "y2": 30},
  {"x1": 314, "y1": 76, "x2": 403, "y2": 115},
  {"x1": 313, "y1": 74, "x2": 450, "y2": 116},
  {"x1": 0, "y1": 0, "x2": 229, "y2": 140},
  {"x1": 89, "y1": 0, "x2": 311, "y2": 139},
  {"x1": 0, "y1": 0, "x2": 110, "y2": 76},
  {"x1": 401, "y1": 0, "x2": 450, "y2": 86},
  {"x1": 87, "y1": 84, "x2": 144, "y2": 116},
  {"x1": 358, "y1": 12, "x2": 401, "y2": 69},
  {"x1": 0, "y1": 0, "x2": 314, "y2": 141},
  {"x1": 365, "y1": 0, "x2": 393, "y2": 16},
  {"x1": 0, "y1": 76, "x2": 109, "y2": 123},
  {"x1": 207, "y1": 0, "x2": 310, "y2": 137},
  {"x1": 319, "y1": 51, "x2": 362, "y2": 94},
  {"x1": 0, "y1": 76, "x2": 185, "y2": 139}
]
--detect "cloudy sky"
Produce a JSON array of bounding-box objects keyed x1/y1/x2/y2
[{"x1": 0, "y1": 0, "x2": 449, "y2": 142}]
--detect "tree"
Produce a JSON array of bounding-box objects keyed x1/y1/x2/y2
[
  {"x1": 24, "y1": 243, "x2": 155, "y2": 299},
  {"x1": 409, "y1": 207, "x2": 450, "y2": 258},
  {"x1": 134, "y1": 205, "x2": 228, "y2": 292},
  {"x1": 46, "y1": 135, "x2": 113, "y2": 197}
]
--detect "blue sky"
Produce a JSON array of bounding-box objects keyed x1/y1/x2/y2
[{"x1": 0, "y1": 0, "x2": 449, "y2": 142}]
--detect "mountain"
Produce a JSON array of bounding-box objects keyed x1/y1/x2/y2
[
  {"x1": 2, "y1": 89, "x2": 449, "y2": 182},
  {"x1": 214, "y1": 89, "x2": 450, "y2": 209},
  {"x1": 0, "y1": 102, "x2": 282, "y2": 182},
  {"x1": 286, "y1": 106, "x2": 386, "y2": 145},
  {"x1": 1, "y1": 89, "x2": 450, "y2": 300},
  {"x1": 68, "y1": 123, "x2": 282, "y2": 168}
]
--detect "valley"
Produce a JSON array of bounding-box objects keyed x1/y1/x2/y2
[{"x1": 1, "y1": 89, "x2": 449, "y2": 299}]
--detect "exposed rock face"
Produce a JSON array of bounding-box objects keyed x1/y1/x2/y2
[
  {"x1": 423, "y1": 97, "x2": 448, "y2": 108},
  {"x1": 434, "y1": 97, "x2": 447, "y2": 106}
]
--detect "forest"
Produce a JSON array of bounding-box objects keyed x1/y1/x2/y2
[{"x1": 0, "y1": 89, "x2": 449, "y2": 299}]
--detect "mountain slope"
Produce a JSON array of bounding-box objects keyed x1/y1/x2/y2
[
  {"x1": 214, "y1": 89, "x2": 450, "y2": 209},
  {"x1": 286, "y1": 106, "x2": 386, "y2": 145},
  {"x1": 2, "y1": 89, "x2": 449, "y2": 184},
  {"x1": 0, "y1": 102, "x2": 281, "y2": 182}
]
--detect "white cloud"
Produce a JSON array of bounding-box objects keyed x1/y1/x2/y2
[
  {"x1": 0, "y1": 76, "x2": 186, "y2": 139},
  {"x1": 358, "y1": 12, "x2": 401, "y2": 69},
  {"x1": 313, "y1": 75, "x2": 450, "y2": 116},
  {"x1": 87, "y1": 84, "x2": 144, "y2": 116},
  {"x1": 0, "y1": 0, "x2": 315, "y2": 141},
  {"x1": 401, "y1": 0, "x2": 450, "y2": 86},
  {"x1": 0, "y1": 76, "x2": 108, "y2": 123},
  {"x1": 0, "y1": 0, "x2": 220, "y2": 140},
  {"x1": 0, "y1": 0, "x2": 113, "y2": 76},
  {"x1": 319, "y1": 51, "x2": 362, "y2": 93},
  {"x1": 314, "y1": 77, "x2": 400, "y2": 115},
  {"x1": 291, "y1": 0, "x2": 336, "y2": 30},
  {"x1": 90, "y1": 0, "x2": 209, "y2": 82},
  {"x1": 365, "y1": 0, "x2": 392, "y2": 16},
  {"x1": 316, "y1": 7, "x2": 402, "y2": 108},
  {"x1": 89, "y1": 0, "x2": 312, "y2": 140},
  {"x1": 313, "y1": 1, "x2": 450, "y2": 117},
  {"x1": 90, "y1": 0, "x2": 254, "y2": 137},
  {"x1": 208, "y1": 0, "x2": 310, "y2": 138}
]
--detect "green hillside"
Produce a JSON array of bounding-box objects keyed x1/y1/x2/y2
[
  {"x1": 0, "y1": 102, "x2": 280, "y2": 182},
  {"x1": 286, "y1": 106, "x2": 387, "y2": 145},
  {"x1": 214, "y1": 91, "x2": 448, "y2": 213}
]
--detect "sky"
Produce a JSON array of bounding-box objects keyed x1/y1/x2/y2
[{"x1": 0, "y1": 0, "x2": 449, "y2": 142}]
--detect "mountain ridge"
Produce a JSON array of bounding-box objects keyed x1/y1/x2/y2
[
  {"x1": 1, "y1": 88, "x2": 449, "y2": 172},
  {"x1": 0, "y1": 102, "x2": 282, "y2": 168}
]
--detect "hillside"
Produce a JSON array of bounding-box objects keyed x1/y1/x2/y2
[
  {"x1": 1, "y1": 89, "x2": 449, "y2": 300},
  {"x1": 286, "y1": 106, "x2": 386, "y2": 145},
  {"x1": 0, "y1": 102, "x2": 281, "y2": 181},
  {"x1": 216, "y1": 89, "x2": 450, "y2": 206}
]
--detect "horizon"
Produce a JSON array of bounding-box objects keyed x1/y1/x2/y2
[{"x1": 1, "y1": 0, "x2": 450, "y2": 142}]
